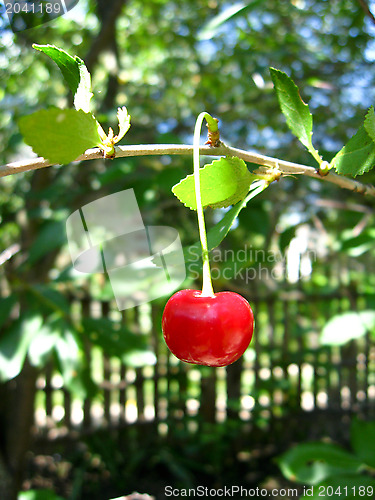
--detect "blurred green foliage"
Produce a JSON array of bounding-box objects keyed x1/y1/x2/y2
[{"x1": 277, "y1": 418, "x2": 375, "y2": 496}]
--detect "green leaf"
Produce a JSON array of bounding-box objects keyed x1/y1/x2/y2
[
  {"x1": 0, "y1": 295, "x2": 17, "y2": 328},
  {"x1": 18, "y1": 108, "x2": 102, "y2": 164},
  {"x1": 184, "y1": 180, "x2": 268, "y2": 267},
  {"x1": 320, "y1": 310, "x2": 375, "y2": 346},
  {"x1": 351, "y1": 418, "x2": 375, "y2": 468},
  {"x1": 0, "y1": 314, "x2": 43, "y2": 381},
  {"x1": 331, "y1": 125, "x2": 375, "y2": 177},
  {"x1": 197, "y1": 1, "x2": 265, "y2": 41},
  {"x1": 276, "y1": 442, "x2": 364, "y2": 485},
  {"x1": 172, "y1": 156, "x2": 254, "y2": 210},
  {"x1": 207, "y1": 180, "x2": 268, "y2": 249},
  {"x1": 33, "y1": 44, "x2": 93, "y2": 113},
  {"x1": 28, "y1": 284, "x2": 71, "y2": 316},
  {"x1": 28, "y1": 318, "x2": 60, "y2": 366},
  {"x1": 364, "y1": 106, "x2": 375, "y2": 142},
  {"x1": 82, "y1": 317, "x2": 151, "y2": 362},
  {"x1": 122, "y1": 350, "x2": 157, "y2": 367},
  {"x1": 278, "y1": 226, "x2": 297, "y2": 253},
  {"x1": 270, "y1": 67, "x2": 315, "y2": 152},
  {"x1": 340, "y1": 229, "x2": 375, "y2": 256},
  {"x1": 54, "y1": 325, "x2": 97, "y2": 399},
  {"x1": 197, "y1": 2, "x2": 248, "y2": 40},
  {"x1": 309, "y1": 475, "x2": 375, "y2": 500},
  {"x1": 54, "y1": 328, "x2": 80, "y2": 385},
  {"x1": 28, "y1": 219, "x2": 66, "y2": 264},
  {"x1": 18, "y1": 489, "x2": 66, "y2": 500}
]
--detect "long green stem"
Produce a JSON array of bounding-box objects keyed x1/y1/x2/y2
[{"x1": 194, "y1": 112, "x2": 215, "y2": 297}]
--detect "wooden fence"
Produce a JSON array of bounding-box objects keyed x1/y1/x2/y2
[{"x1": 32, "y1": 285, "x2": 375, "y2": 445}]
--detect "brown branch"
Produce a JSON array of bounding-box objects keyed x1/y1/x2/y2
[
  {"x1": 85, "y1": 0, "x2": 126, "y2": 71},
  {"x1": 1, "y1": 143, "x2": 375, "y2": 197},
  {"x1": 355, "y1": 0, "x2": 375, "y2": 27}
]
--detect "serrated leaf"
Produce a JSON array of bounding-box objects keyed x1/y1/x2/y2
[
  {"x1": 270, "y1": 67, "x2": 314, "y2": 151},
  {"x1": 33, "y1": 44, "x2": 93, "y2": 112},
  {"x1": 172, "y1": 157, "x2": 254, "y2": 210},
  {"x1": 210, "y1": 157, "x2": 257, "y2": 208},
  {"x1": 364, "y1": 106, "x2": 375, "y2": 141},
  {"x1": 18, "y1": 108, "x2": 102, "y2": 164},
  {"x1": 276, "y1": 442, "x2": 364, "y2": 485},
  {"x1": 320, "y1": 311, "x2": 375, "y2": 346},
  {"x1": 332, "y1": 125, "x2": 375, "y2": 177}
]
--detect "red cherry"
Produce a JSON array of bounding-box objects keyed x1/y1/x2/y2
[{"x1": 162, "y1": 289, "x2": 254, "y2": 367}]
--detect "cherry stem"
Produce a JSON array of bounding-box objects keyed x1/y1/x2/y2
[{"x1": 194, "y1": 112, "x2": 215, "y2": 297}]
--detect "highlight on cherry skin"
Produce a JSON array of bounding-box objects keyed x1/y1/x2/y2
[{"x1": 162, "y1": 289, "x2": 254, "y2": 367}]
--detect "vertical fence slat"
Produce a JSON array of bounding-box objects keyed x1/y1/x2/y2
[
  {"x1": 226, "y1": 359, "x2": 242, "y2": 420},
  {"x1": 82, "y1": 298, "x2": 92, "y2": 430}
]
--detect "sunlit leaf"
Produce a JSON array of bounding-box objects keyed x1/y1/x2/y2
[
  {"x1": 28, "y1": 318, "x2": 60, "y2": 366},
  {"x1": 18, "y1": 108, "x2": 102, "y2": 164},
  {"x1": 0, "y1": 314, "x2": 43, "y2": 381},
  {"x1": 331, "y1": 125, "x2": 375, "y2": 177},
  {"x1": 277, "y1": 442, "x2": 364, "y2": 485},
  {"x1": 172, "y1": 156, "x2": 254, "y2": 210},
  {"x1": 340, "y1": 229, "x2": 375, "y2": 256},
  {"x1": 122, "y1": 350, "x2": 157, "y2": 367},
  {"x1": 197, "y1": 2, "x2": 248, "y2": 40},
  {"x1": 53, "y1": 326, "x2": 97, "y2": 399},
  {"x1": 270, "y1": 67, "x2": 315, "y2": 152},
  {"x1": 197, "y1": 1, "x2": 264, "y2": 40},
  {"x1": 33, "y1": 44, "x2": 93, "y2": 113},
  {"x1": 320, "y1": 310, "x2": 375, "y2": 345},
  {"x1": 18, "y1": 488, "x2": 66, "y2": 500}
]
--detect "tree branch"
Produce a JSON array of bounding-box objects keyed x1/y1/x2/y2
[
  {"x1": 1, "y1": 143, "x2": 375, "y2": 197},
  {"x1": 355, "y1": 0, "x2": 375, "y2": 27}
]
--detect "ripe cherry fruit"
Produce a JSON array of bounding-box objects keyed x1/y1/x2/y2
[
  {"x1": 163, "y1": 113, "x2": 255, "y2": 367},
  {"x1": 162, "y1": 289, "x2": 254, "y2": 367}
]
